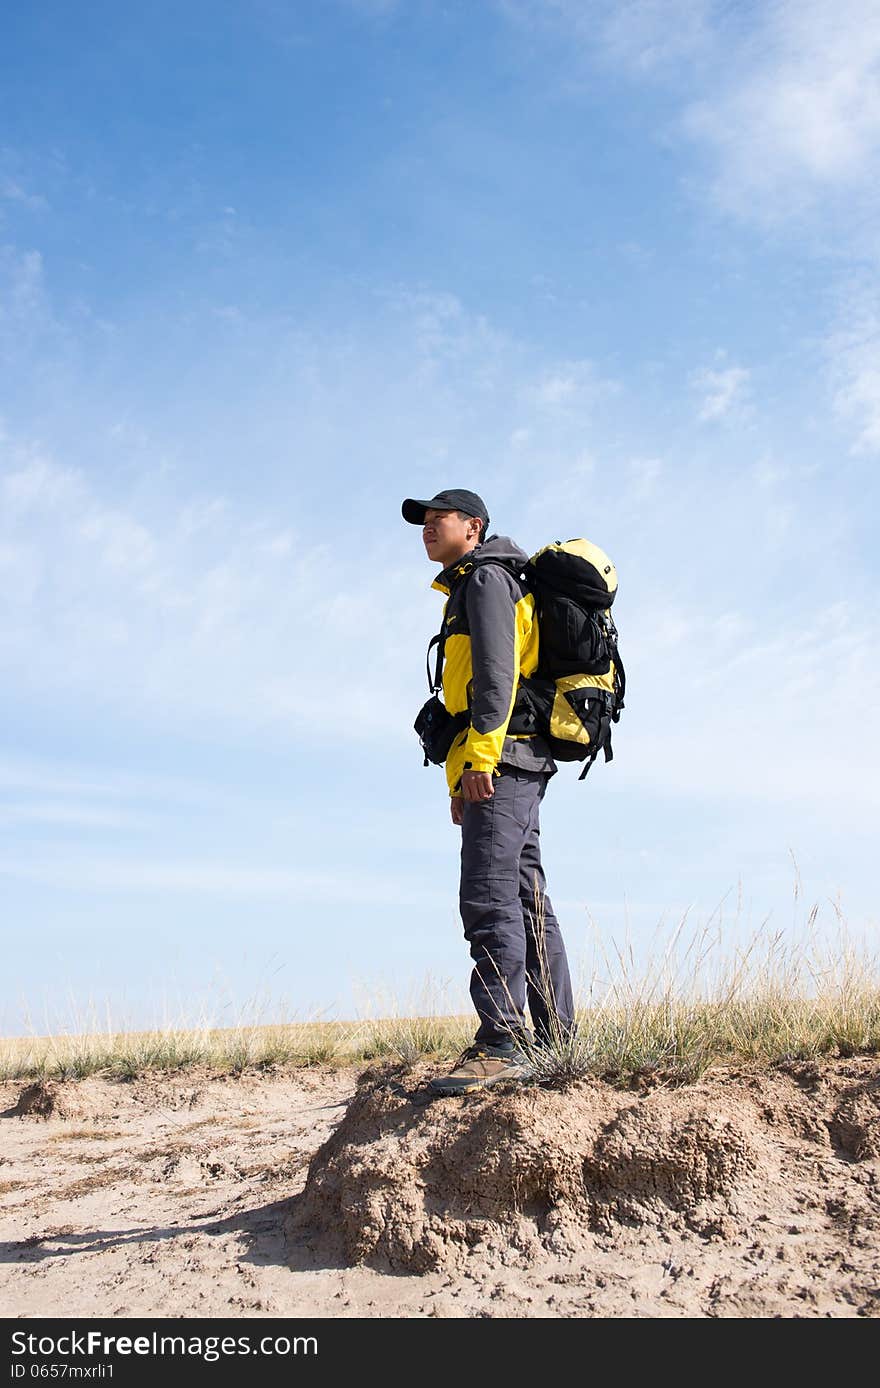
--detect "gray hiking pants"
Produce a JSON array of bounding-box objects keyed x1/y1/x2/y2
[{"x1": 459, "y1": 765, "x2": 575, "y2": 1048}]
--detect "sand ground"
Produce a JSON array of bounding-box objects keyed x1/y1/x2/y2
[{"x1": 1, "y1": 1059, "x2": 878, "y2": 1319}]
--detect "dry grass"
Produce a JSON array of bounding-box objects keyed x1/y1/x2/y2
[
  {"x1": 355, "y1": 980, "x2": 473, "y2": 1065},
  {"x1": 2, "y1": 901, "x2": 878, "y2": 1086},
  {"x1": 0, "y1": 1019, "x2": 366, "y2": 1083},
  {"x1": 528, "y1": 897, "x2": 880, "y2": 1085}
]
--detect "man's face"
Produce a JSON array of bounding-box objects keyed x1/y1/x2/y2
[{"x1": 422, "y1": 508, "x2": 480, "y2": 568}]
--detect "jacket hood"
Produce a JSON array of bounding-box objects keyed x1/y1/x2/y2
[
  {"x1": 472, "y1": 534, "x2": 529, "y2": 567},
  {"x1": 432, "y1": 534, "x2": 529, "y2": 593}
]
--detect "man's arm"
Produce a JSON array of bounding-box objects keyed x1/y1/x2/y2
[{"x1": 461, "y1": 564, "x2": 521, "y2": 784}]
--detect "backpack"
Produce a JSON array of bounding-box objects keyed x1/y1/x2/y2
[
  {"x1": 508, "y1": 539, "x2": 625, "y2": 780},
  {"x1": 415, "y1": 537, "x2": 625, "y2": 780}
]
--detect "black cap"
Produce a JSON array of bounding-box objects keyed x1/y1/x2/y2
[{"x1": 401, "y1": 488, "x2": 490, "y2": 531}]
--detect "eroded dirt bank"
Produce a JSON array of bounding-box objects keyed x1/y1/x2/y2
[{"x1": 2, "y1": 1058, "x2": 879, "y2": 1318}]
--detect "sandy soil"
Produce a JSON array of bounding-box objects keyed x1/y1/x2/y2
[{"x1": 1, "y1": 1057, "x2": 879, "y2": 1319}]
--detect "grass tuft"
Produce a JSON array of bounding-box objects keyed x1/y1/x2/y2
[{"x1": 356, "y1": 980, "x2": 472, "y2": 1064}]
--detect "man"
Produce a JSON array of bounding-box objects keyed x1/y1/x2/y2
[{"x1": 402, "y1": 488, "x2": 576, "y2": 1096}]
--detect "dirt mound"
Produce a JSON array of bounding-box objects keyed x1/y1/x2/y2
[
  {"x1": 14, "y1": 1082, "x2": 58, "y2": 1118},
  {"x1": 2, "y1": 1061, "x2": 879, "y2": 1316},
  {"x1": 582, "y1": 1103, "x2": 757, "y2": 1233},
  {"x1": 10, "y1": 1078, "x2": 133, "y2": 1123},
  {"x1": 828, "y1": 1085, "x2": 880, "y2": 1160},
  {"x1": 6, "y1": 1069, "x2": 269, "y2": 1124},
  {"x1": 288, "y1": 1066, "x2": 771, "y2": 1271}
]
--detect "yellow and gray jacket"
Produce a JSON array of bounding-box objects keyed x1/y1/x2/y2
[{"x1": 430, "y1": 535, "x2": 557, "y2": 796}]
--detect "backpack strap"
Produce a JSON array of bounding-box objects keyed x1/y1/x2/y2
[
  {"x1": 426, "y1": 631, "x2": 445, "y2": 693},
  {"x1": 579, "y1": 729, "x2": 613, "y2": 775},
  {"x1": 612, "y1": 646, "x2": 626, "y2": 718},
  {"x1": 576, "y1": 688, "x2": 617, "y2": 780}
]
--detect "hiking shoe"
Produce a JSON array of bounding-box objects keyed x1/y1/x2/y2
[{"x1": 428, "y1": 1044, "x2": 529, "y2": 1096}]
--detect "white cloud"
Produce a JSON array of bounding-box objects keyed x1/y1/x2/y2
[
  {"x1": 0, "y1": 439, "x2": 425, "y2": 741},
  {"x1": 690, "y1": 363, "x2": 750, "y2": 422},
  {"x1": 0, "y1": 853, "x2": 431, "y2": 906},
  {"x1": 0, "y1": 802, "x2": 143, "y2": 830},
  {"x1": 2, "y1": 451, "x2": 79, "y2": 508},
  {"x1": 628, "y1": 456, "x2": 662, "y2": 499},
  {"x1": 532, "y1": 359, "x2": 616, "y2": 410},
  {"x1": 0, "y1": 267, "x2": 873, "y2": 839},
  {"x1": 828, "y1": 303, "x2": 880, "y2": 454},
  {"x1": 686, "y1": 1, "x2": 880, "y2": 217},
  {"x1": 0, "y1": 177, "x2": 47, "y2": 211},
  {"x1": 535, "y1": 373, "x2": 577, "y2": 406},
  {"x1": 389, "y1": 287, "x2": 502, "y2": 377},
  {"x1": 0, "y1": 753, "x2": 305, "y2": 820},
  {"x1": 0, "y1": 276, "x2": 629, "y2": 757},
  {"x1": 752, "y1": 456, "x2": 791, "y2": 489},
  {"x1": 596, "y1": 0, "x2": 713, "y2": 74},
  {"x1": 620, "y1": 595, "x2": 880, "y2": 815},
  {"x1": 510, "y1": 1, "x2": 880, "y2": 226},
  {"x1": 339, "y1": 0, "x2": 401, "y2": 16},
  {"x1": 78, "y1": 510, "x2": 156, "y2": 572},
  {"x1": 0, "y1": 245, "x2": 48, "y2": 346},
  {"x1": 501, "y1": 0, "x2": 713, "y2": 72},
  {"x1": 501, "y1": 2, "x2": 880, "y2": 450}
]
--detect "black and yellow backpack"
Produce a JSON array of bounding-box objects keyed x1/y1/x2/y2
[
  {"x1": 509, "y1": 539, "x2": 625, "y2": 780},
  {"x1": 415, "y1": 537, "x2": 625, "y2": 780}
]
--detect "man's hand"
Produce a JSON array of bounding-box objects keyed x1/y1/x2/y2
[
  {"x1": 450, "y1": 796, "x2": 464, "y2": 825},
  {"x1": 460, "y1": 770, "x2": 495, "y2": 802}
]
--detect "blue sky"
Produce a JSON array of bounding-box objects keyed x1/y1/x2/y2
[{"x1": 2, "y1": 0, "x2": 878, "y2": 1036}]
